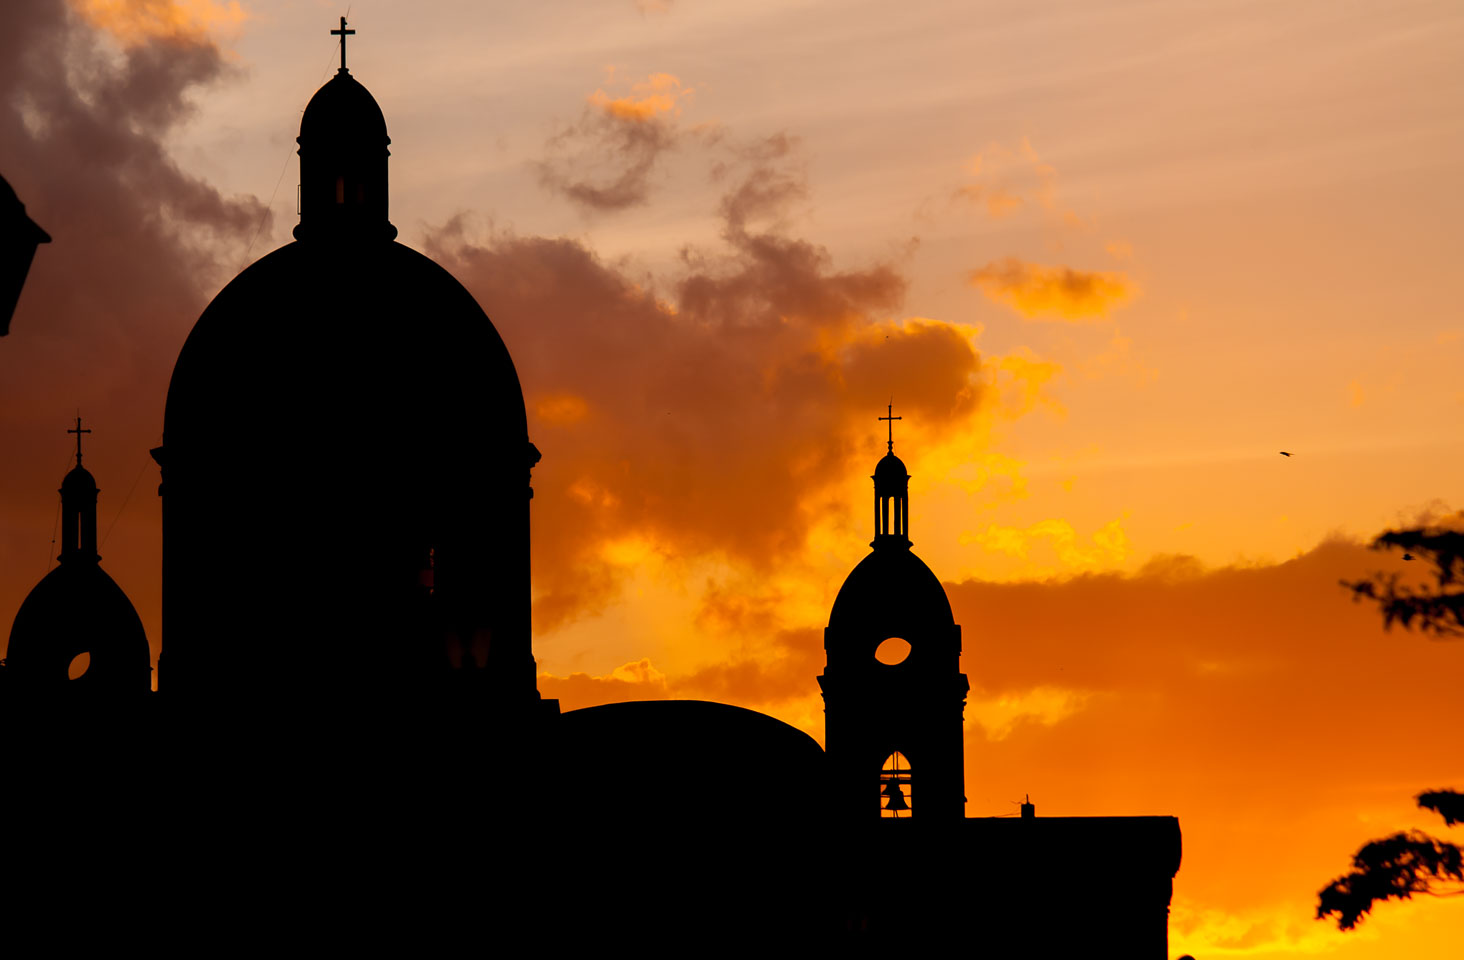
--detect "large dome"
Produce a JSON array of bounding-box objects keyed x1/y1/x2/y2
[
  {"x1": 874, "y1": 452, "x2": 908, "y2": 483},
  {"x1": 164, "y1": 239, "x2": 526, "y2": 447}
]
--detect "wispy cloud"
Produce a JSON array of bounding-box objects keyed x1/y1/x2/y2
[
  {"x1": 537, "y1": 72, "x2": 695, "y2": 212},
  {"x1": 969, "y1": 257, "x2": 1135, "y2": 321}
]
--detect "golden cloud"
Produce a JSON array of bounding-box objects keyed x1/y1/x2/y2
[
  {"x1": 966, "y1": 685, "x2": 1095, "y2": 741},
  {"x1": 539, "y1": 73, "x2": 695, "y2": 211},
  {"x1": 430, "y1": 143, "x2": 1021, "y2": 631},
  {"x1": 961, "y1": 516, "x2": 1130, "y2": 574},
  {"x1": 996, "y1": 351, "x2": 1064, "y2": 418},
  {"x1": 969, "y1": 257, "x2": 1136, "y2": 321},
  {"x1": 537, "y1": 658, "x2": 669, "y2": 712},
  {"x1": 70, "y1": 0, "x2": 246, "y2": 45},
  {"x1": 587, "y1": 72, "x2": 689, "y2": 121}
]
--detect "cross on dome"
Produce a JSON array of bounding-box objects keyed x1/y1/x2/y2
[
  {"x1": 879, "y1": 402, "x2": 902, "y2": 454},
  {"x1": 331, "y1": 16, "x2": 355, "y2": 72},
  {"x1": 68, "y1": 415, "x2": 90, "y2": 465}
]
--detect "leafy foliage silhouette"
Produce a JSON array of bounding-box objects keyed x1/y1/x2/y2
[
  {"x1": 1418, "y1": 790, "x2": 1464, "y2": 827},
  {"x1": 1320, "y1": 520, "x2": 1464, "y2": 929},
  {"x1": 1316, "y1": 793, "x2": 1464, "y2": 930},
  {"x1": 1342, "y1": 526, "x2": 1464, "y2": 637}
]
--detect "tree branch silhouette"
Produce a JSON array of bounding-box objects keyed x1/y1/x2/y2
[
  {"x1": 1341, "y1": 527, "x2": 1464, "y2": 637},
  {"x1": 1418, "y1": 789, "x2": 1464, "y2": 827},
  {"x1": 1320, "y1": 519, "x2": 1464, "y2": 929},
  {"x1": 1316, "y1": 800, "x2": 1464, "y2": 930}
]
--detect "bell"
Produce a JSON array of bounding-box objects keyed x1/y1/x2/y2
[{"x1": 881, "y1": 779, "x2": 909, "y2": 812}]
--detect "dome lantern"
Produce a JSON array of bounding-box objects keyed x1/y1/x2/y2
[
  {"x1": 872, "y1": 403, "x2": 910, "y2": 548},
  {"x1": 59, "y1": 416, "x2": 99, "y2": 564},
  {"x1": 294, "y1": 17, "x2": 397, "y2": 242}
]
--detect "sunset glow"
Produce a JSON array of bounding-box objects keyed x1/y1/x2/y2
[{"x1": 3, "y1": 0, "x2": 1463, "y2": 953}]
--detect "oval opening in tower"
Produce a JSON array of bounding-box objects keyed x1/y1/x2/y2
[
  {"x1": 875, "y1": 637, "x2": 911, "y2": 665},
  {"x1": 67, "y1": 651, "x2": 91, "y2": 680}
]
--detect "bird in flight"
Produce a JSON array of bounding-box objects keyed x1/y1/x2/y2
[{"x1": 1279, "y1": 451, "x2": 1292, "y2": 457}]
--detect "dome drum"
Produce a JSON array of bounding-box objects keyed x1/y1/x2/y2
[{"x1": 824, "y1": 622, "x2": 963, "y2": 673}]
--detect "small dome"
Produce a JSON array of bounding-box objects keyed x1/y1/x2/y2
[
  {"x1": 6, "y1": 562, "x2": 150, "y2": 693},
  {"x1": 60, "y1": 464, "x2": 97, "y2": 494},
  {"x1": 874, "y1": 452, "x2": 908, "y2": 482},
  {"x1": 828, "y1": 546, "x2": 954, "y2": 635},
  {"x1": 299, "y1": 70, "x2": 388, "y2": 146}
]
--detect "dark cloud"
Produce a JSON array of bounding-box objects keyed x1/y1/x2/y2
[
  {"x1": 427, "y1": 152, "x2": 988, "y2": 631},
  {"x1": 536, "y1": 73, "x2": 691, "y2": 213},
  {"x1": 676, "y1": 626, "x2": 824, "y2": 707},
  {"x1": 946, "y1": 538, "x2": 1463, "y2": 926},
  {"x1": 0, "y1": 1, "x2": 268, "y2": 664},
  {"x1": 533, "y1": 536, "x2": 1464, "y2": 938}
]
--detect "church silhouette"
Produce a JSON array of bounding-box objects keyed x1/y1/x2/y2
[{"x1": 3, "y1": 23, "x2": 1180, "y2": 952}]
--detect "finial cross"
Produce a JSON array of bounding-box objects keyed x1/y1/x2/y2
[
  {"x1": 68, "y1": 415, "x2": 91, "y2": 465},
  {"x1": 879, "y1": 402, "x2": 901, "y2": 453},
  {"x1": 332, "y1": 16, "x2": 355, "y2": 71}
]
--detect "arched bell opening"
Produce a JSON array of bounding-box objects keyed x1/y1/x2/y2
[
  {"x1": 67, "y1": 651, "x2": 91, "y2": 680},
  {"x1": 880, "y1": 751, "x2": 912, "y2": 817}
]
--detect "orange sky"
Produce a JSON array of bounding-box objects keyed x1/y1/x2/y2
[{"x1": 3, "y1": 1, "x2": 1463, "y2": 954}]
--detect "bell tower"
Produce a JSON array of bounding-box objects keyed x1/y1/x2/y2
[{"x1": 818, "y1": 407, "x2": 969, "y2": 820}]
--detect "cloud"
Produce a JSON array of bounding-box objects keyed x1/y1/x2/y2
[
  {"x1": 996, "y1": 350, "x2": 1064, "y2": 418},
  {"x1": 953, "y1": 183, "x2": 1024, "y2": 218},
  {"x1": 951, "y1": 538, "x2": 1464, "y2": 930},
  {"x1": 537, "y1": 658, "x2": 670, "y2": 712},
  {"x1": 1105, "y1": 239, "x2": 1134, "y2": 261},
  {"x1": 0, "y1": 0, "x2": 267, "y2": 666},
  {"x1": 675, "y1": 627, "x2": 824, "y2": 707},
  {"x1": 587, "y1": 72, "x2": 688, "y2": 122},
  {"x1": 428, "y1": 143, "x2": 1010, "y2": 631},
  {"x1": 537, "y1": 72, "x2": 694, "y2": 212},
  {"x1": 713, "y1": 133, "x2": 808, "y2": 239},
  {"x1": 969, "y1": 257, "x2": 1135, "y2": 321},
  {"x1": 951, "y1": 138, "x2": 1084, "y2": 228},
  {"x1": 961, "y1": 516, "x2": 1130, "y2": 575},
  {"x1": 70, "y1": 0, "x2": 247, "y2": 45},
  {"x1": 967, "y1": 685, "x2": 1095, "y2": 741},
  {"x1": 537, "y1": 626, "x2": 822, "y2": 718},
  {"x1": 950, "y1": 141, "x2": 1140, "y2": 325}
]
